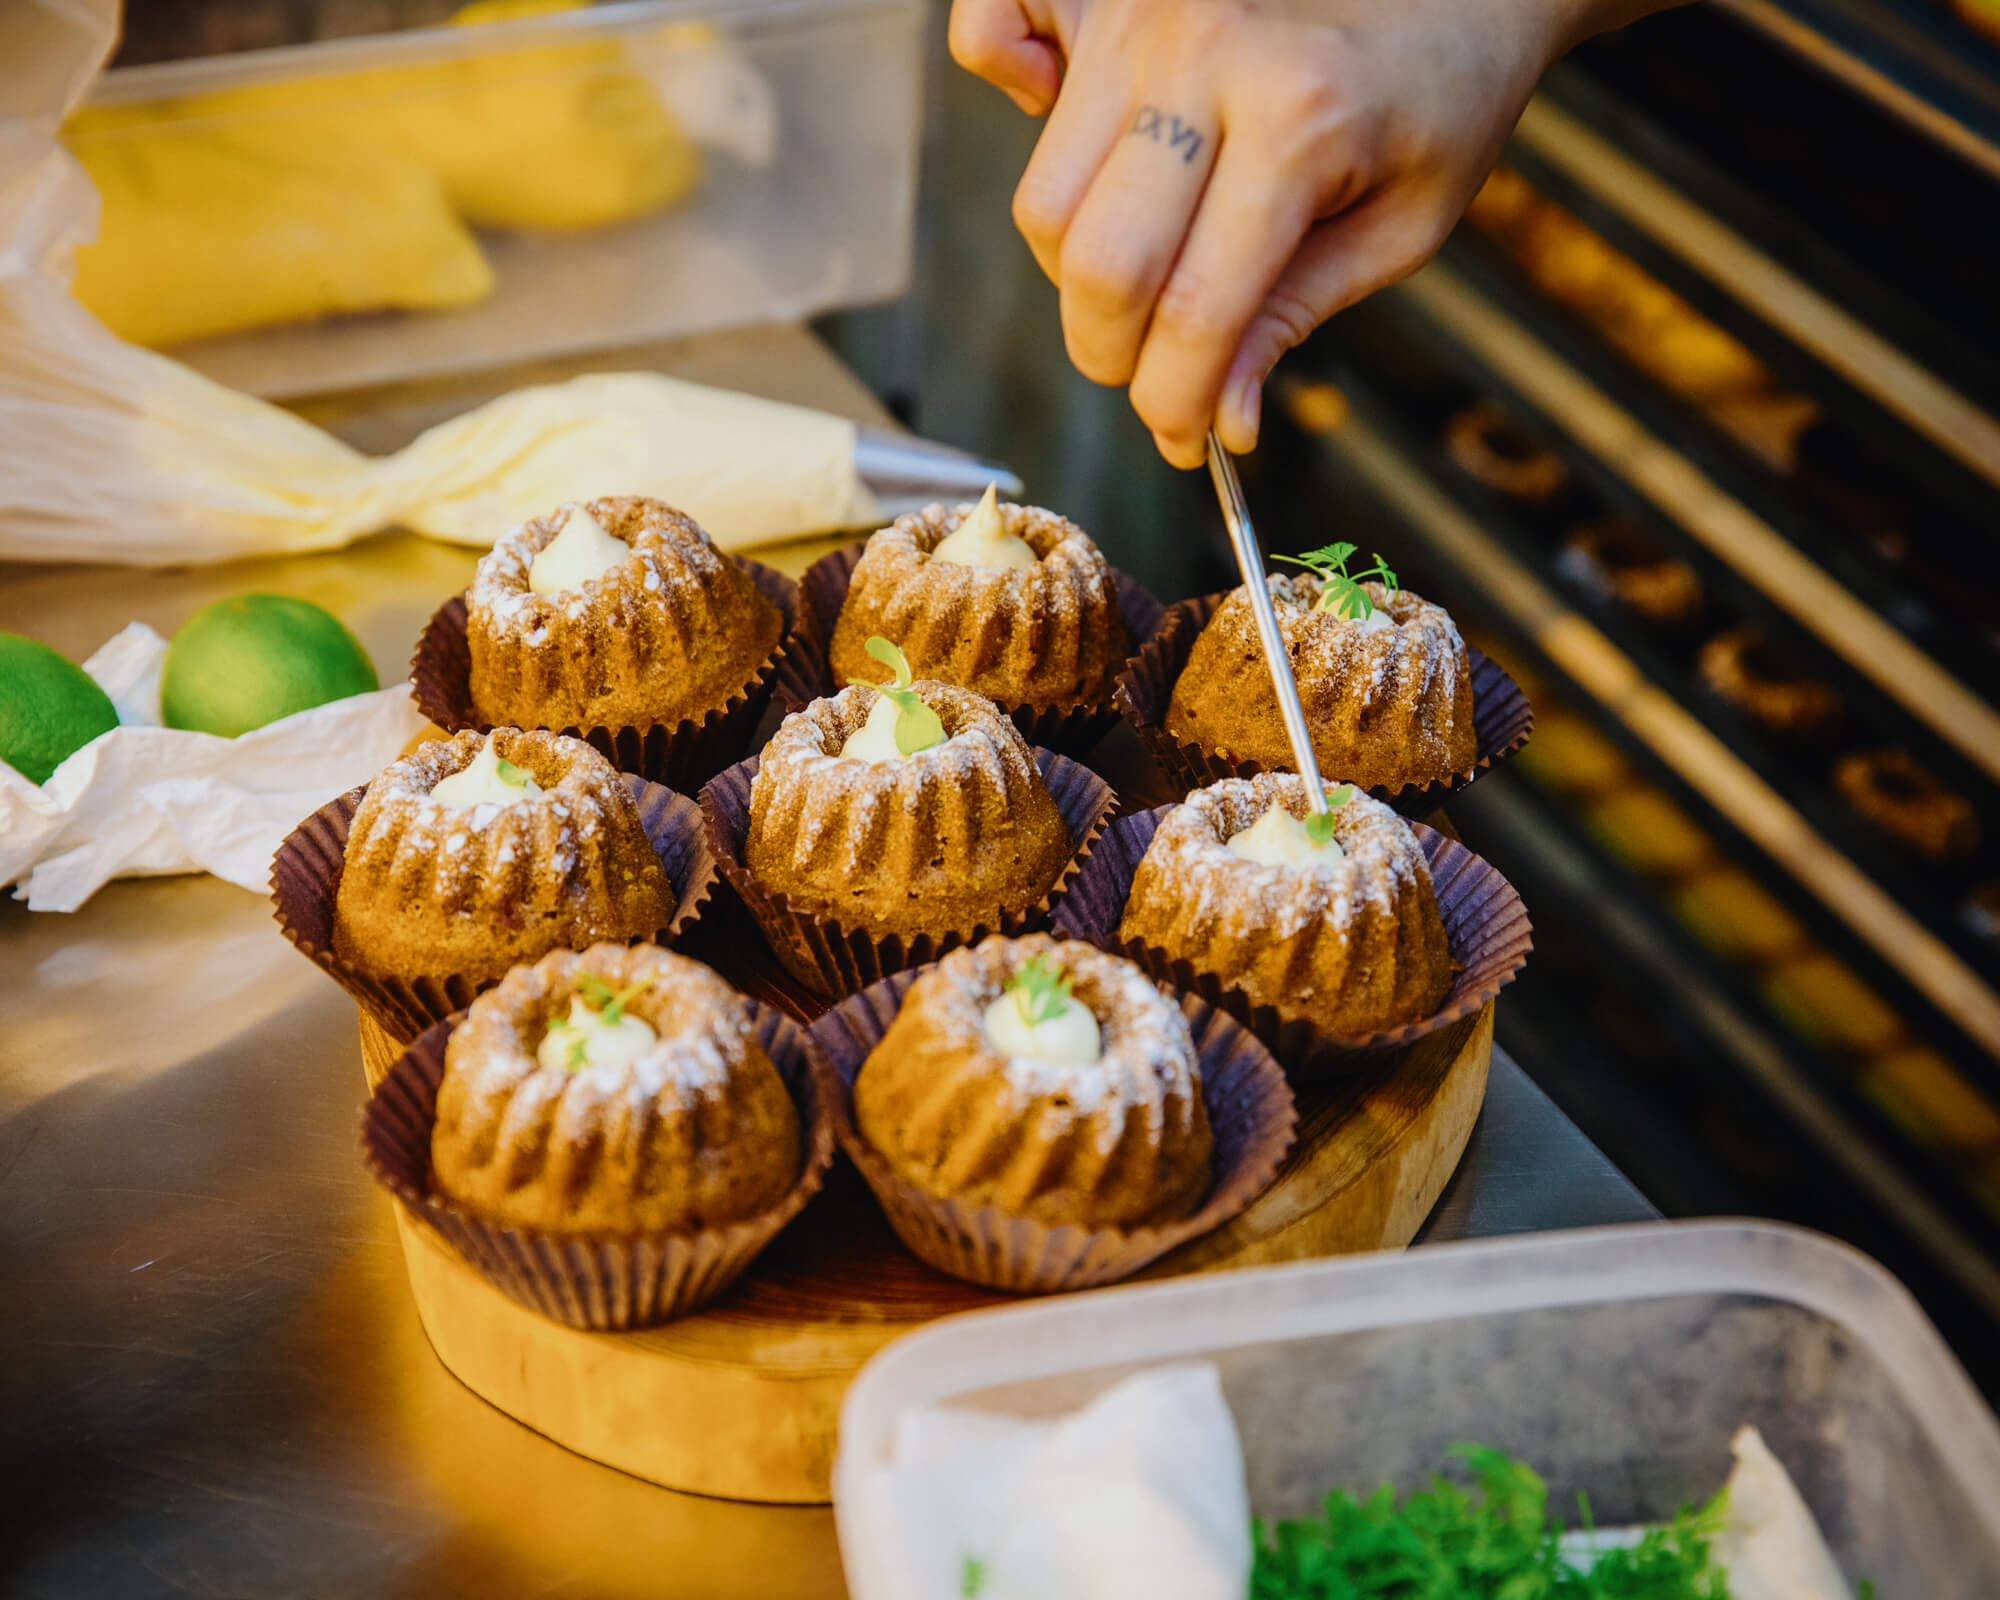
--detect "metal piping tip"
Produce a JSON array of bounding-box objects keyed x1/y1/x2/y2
[{"x1": 855, "y1": 426, "x2": 1025, "y2": 513}]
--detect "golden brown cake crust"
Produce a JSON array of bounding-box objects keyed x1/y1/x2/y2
[
  {"x1": 1165, "y1": 575, "x2": 1477, "y2": 791},
  {"x1": 853, "y1": 934, "x2": 1212, "y2": 1227},
  {"x1": 1118, "y1": 774, "x2": 1453, "y2": 1036},
  {"x1": 332, "y1": 729, "x2": 674, "y2": 984},
  {"x1": 827, "y1": 501, "x2": 1130, "y2": 710},
  {"x1": 746, "y1": 682, "x2": 1072, "y2": 938},
  {"x1": 431, "y1": 944, "x2": 799, "y2": 1234},
  {"x1": 466, "y1": 496, "x2": 784, "y2": 734}
]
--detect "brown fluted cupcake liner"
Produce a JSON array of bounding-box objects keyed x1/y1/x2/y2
[
  {"x1": 772, "y1": 541, "x2": 1167, "y2": 757},
  {"x1": 700, "y1": 749, "x2": 1117, "y2": 999},
  {"x1": 411, "y1": 557, "x2": 801, "y2": 792},
  {"x1": 1114, "y1": 590, "x2": 1534, "y2": 813},
  {"x1": 360, "y1": 1002, "x2": 834, "y2": 1330},
  {"x1": 272, "y1": 775, "x2": 717, "y2": 1047},
  {"x1": 805, "y1": 964, "x2": 1297, "y2": 1292},
  {"x1": 1050, "y1": 803, "x2": 1533, "y2": 1077}
]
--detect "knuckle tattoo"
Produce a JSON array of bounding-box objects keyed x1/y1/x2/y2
[{"x1": 1128, "y1": 105, "x2": 1205, "y2": 165}]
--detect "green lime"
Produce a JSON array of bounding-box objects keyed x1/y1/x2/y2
[
  {"x1": 162, "y1": 594, "x2": 378, "y2": 738},
  {"x1": 0, "y1": 632, "x2": 120, "y2": 785}
]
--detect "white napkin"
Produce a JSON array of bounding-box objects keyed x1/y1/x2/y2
[
  {"x1": 0, "y1": 623, "x2": 425, "y2": 911},
  {"x1": 847, "y1": 1363, "x2": 1251, "y2": 1600}
]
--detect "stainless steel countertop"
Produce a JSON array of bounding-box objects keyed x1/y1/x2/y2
[{"x1": 0, "y1": 324, "x2": 1653, "y2": 1598}]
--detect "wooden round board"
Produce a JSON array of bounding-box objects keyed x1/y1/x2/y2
[{"x1": 357, "y1": 996, "x2": 1490, "y2": 1505}]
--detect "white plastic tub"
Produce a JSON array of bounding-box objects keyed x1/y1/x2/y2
[
  {"x1": 836, "y1": 1221, "x2": 2000, "y2": 1598},
  {"x1": 75, "y1": 0, "x2": 923, "y2": 397}
]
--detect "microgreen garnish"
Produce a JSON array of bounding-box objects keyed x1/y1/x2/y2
[
  {"x1": 960, "y1": 1555, "x2": 988, "y2": 1597},
  {"x1": 1007, "y1": 951, "x2": 1075, "y2": 1028},
  {"x1": 494, "y1": 755, "x2": 532, "y2": 788},
  {"x1": 864, "y1": 635, "x2": 947, "y2": 755},
  {"x1": 1303, "y1": 784, "x2": 1356, "y2": 845},
  {"x1": 575, "y1": 973, "x2": 646, "y2": 1025},
  {"x1": 1251, "y1": 1444, "x2": 1735, "y2": 1599},
  {"x1": 565, "y1": 1033, "x2": 589, "y2": 1071},
  {"x1": 1273, "y1": 541, "x2": 1399, "y2": 621}
]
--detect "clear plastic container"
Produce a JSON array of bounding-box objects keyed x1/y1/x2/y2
[
  {"x1": 836, "y1": 1221, "x2": 2000, "y2": 1598},
  {"x1": 73, "y1": 0, "x2": 923, "y2": 398}
]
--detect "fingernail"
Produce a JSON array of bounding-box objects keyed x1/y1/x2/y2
[{"x1": 1230, "y1": 375, "x2": 1262, "y2": 446}]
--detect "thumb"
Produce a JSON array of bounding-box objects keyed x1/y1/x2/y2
[
  {"x1": 949, "y1": 0, "x2": 1067, "y2": 114},
  {"x1": 1215, "y1": 194, "x2": 1445, "y2": 454}
]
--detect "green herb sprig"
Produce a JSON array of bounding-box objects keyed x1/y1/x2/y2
[
  {"x1": 960, "y1": 1554, "x2": 988, "y2": 1597},
  {"x1": 864, "y1": 636, "x2": 948, "y2": 755},
  {"x1": 1303, "y1": 784, "x2": 1357, "y2": 845},
  {"x1": 494, "y1": 754, "x2": 534, "y2": 789},
  {"x1": 1273, "y1": 541, "x2": 1399, "y2": 621},
  {"x1": 1006, "y1": 951, "x2": 1076, "y2": 1028},
  {"x1": 1252, "y1": 1444, "x2": 1734, "y2": 1600}
]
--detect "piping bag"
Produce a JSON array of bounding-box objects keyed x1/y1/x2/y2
[
  {"x1": 0, "y1": 0, "x2": 1016, "y2": 567},
  {"x1": 1203, "y1": 430, "x2": 1336, "y2": 815}
]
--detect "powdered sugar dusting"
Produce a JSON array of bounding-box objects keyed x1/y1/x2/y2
[
  {"x1": 918, "y1": 935, "x2": 1198, "y2": 1151},
  {"x1": 832, "y1": 500, "x2": 1128, "y2": 707},
  {"x1": 753, "y1": 681, "x2": 1045, "y2": 879},
  {"x1": 1169, "y1": 575, "x2": 1473, "y2": 788},
  {"x1": 1137, "y1": 774, "x2": 1431, "y2": 941},
  {"x1": 447, "y1": 945, "x2": 753, "y2": 1129}
]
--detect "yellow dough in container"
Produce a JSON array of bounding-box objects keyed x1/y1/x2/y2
[
  {"x1": 64, "y1": 109, "x2": 494, "y2": 349},
  {"x1": 62, "y1": 0, "x2": 700, "y2": 347},
  {"x1": 181, "y1": 1, "x2": 702, "y2": 234}
]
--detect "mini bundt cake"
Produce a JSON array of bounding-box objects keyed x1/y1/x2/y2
[
  {"x1": 1166, "y1": 574, "x2": 1477, "y2": 791},
  {"x1": 333, "y1": 729, "x2": 673, "y2": 983},
  {"x1": 431, "y1": 944, "x2": 798, "y2": 1233},
  {"x1": 466, "y1": 496, "x2": 783, "y2": 734},
  {"x1": 1833, "y1": 747, "x2": 1980, "y2": 862},
  {"x1": 1557, "y1": 518, "x2": 1703, "y2": 626},
  {"x1": 853, "y1": 934, "x2": 1212, "y2": 1227},
  {"x1": 1119, "y1": 774, "x2": 1453, "y2": 1036},
  {"x1": 746, "y1": 676, "x2": 1072, "y2": 938},
  {"x1": 827, "y1": 489, "x2": 1130, "y2": 712},
  {"x1": 1699, "y1": 626, "x2": 1840, "y2": 738}
]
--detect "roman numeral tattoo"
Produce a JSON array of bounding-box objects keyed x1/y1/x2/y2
[{"x1": 1130, "y1": 106, "x2": 1204, "y2": 165}]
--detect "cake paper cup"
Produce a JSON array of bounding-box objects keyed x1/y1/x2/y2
[
  {"x1": 700, "y1": 749, "x2": 1118, "y2": 999},
  {"x1": 1050, "y1": 804, "x2": 1533, "y2": 1076},
  {"x1": 360, "y1": 1001, "x2": 834, "y2": 1330},
  {"x1": 1114, "y1": 590, "x2": 1534, "y2": 813},
  {"x1": 805, "y1": 965, "x2": 1298, "y2": 1293},
  {"x1": 773, "y1": 540, "x2": 1167, "y2": 757},
  {"x1": 272, "y1": 774, "x2": 716, "y2": 1047},
  {"x1": 411, "y1": 557, "x2": 801, "y2": 792}
]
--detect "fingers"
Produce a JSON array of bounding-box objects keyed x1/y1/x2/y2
[
  {"x1": 1211, "y1": 195, "x2": 1451, "y2": 454},
  {"x1": 1055, "y1": 96, "x2": 1220, "y2": 386},
  {"x1": 948, "y1": 0, "x2": 1065, "y2": 114},
  {"x1": 1126, "y1": 133, "x2": 1316, "y2": 467},
  {"x1": 1010, "y1": 34, "x2": 1144, "y2": 284}
]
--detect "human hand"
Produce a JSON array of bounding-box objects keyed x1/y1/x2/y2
[{"x1": 949, "y1": 0, "x2": 1662, "y2": 466}]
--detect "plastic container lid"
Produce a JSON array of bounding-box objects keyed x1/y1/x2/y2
[{"x1": 837, "y1": 1221, "x2": 2000, "y2": 1597}]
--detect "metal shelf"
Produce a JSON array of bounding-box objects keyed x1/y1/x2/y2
[
  {"x1": 1401, "y1": 255, "x2": 2000, "y2": 779},
  {"x1": 1331, "y1": 292, "x2": 2000, "y2": 994},
  {"x1": 1279, "y1": 344, "x2": 2000, "y2": 1087},
  {"x1": 1506, "y1": 88, "x2": 2000, "y2": 520},
  {"x1": 1270, "y1": 390, "x2": 2000, "y2": 1323},
  {"x1": 1715, "y1": 0, "x2": 2000, "y2": 185}
]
